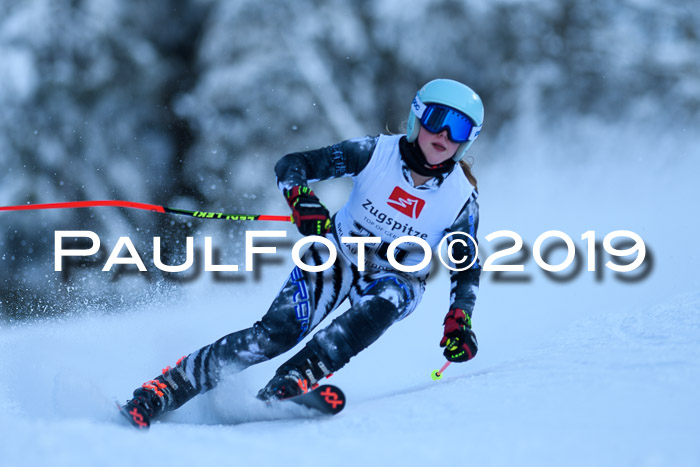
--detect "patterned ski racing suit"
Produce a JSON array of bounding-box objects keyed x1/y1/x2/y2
[{"x1": 133, "y1": 135, "x2": 481, "y2": 415}]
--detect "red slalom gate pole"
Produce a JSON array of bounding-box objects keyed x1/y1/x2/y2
[
  {"x1": 0, "y1": 200, "x2": 292, "y2": 223},
  {"x1": 431, "y1": 361, "x2": 451, "y2": 381}
]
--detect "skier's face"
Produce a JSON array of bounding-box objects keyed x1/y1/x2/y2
[{"x1": 417, "y1": 125, "x2": 460, "y2": 165}]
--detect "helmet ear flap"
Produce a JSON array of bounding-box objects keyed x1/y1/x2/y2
[
  {"x1": 406, "y1": 113, "x2": 420, "y2": 143},
  {"x1": 453, "y1": 142, "x2": 473, "y2": 162}
]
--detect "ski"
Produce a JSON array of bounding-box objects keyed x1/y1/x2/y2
[
  {"x1": 115, "y1": 384, "x2": 346, "y2": 430},
  {"x1": 278, "y1": 384, "x2": 346, "y2": 416}
]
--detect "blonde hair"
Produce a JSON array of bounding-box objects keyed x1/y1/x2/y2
[{"x1": 459, "y1": 159, "x2": 478, "y2": 190}]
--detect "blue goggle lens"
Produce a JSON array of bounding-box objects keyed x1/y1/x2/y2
[{"x1": 420, "y1": 104, "x2": 475, "y2": 143}]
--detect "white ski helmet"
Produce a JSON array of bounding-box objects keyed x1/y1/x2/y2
[{"x1": 406, "y1": 79, "x2": 484, "y2": 161}]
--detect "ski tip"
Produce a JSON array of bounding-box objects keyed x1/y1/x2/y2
[
  {"x1": 272, "y1": 383, "x2": 346, "y2": 416},
  {"x1": 311, "y1": 384, "x2": 346, "y2": 415}
]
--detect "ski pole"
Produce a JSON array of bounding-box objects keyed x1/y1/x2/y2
[
  {"x1": 431, "y1": 361, "x2": 451, "y2": 381},
  {"x1": 0, "y1": 200, "x2": 292, "y2": 223}
]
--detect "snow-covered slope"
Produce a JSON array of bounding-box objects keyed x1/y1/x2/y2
[
  {"x1": 1, "y1": 285, "x2": 698, "y2": 466},
  {"x1": 0, "y1": 122, "x2": 698, "y2": 466}
]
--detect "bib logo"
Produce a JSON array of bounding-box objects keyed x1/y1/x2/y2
[{"x1": 387, "y1": 187, "x2": 425, "y2": 219}]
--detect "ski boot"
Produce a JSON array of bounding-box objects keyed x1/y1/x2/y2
[
  {"x1": 119, "y1": 356, "x2": 197, "y2": 429},
  {"x1": 257, "y1": 344, "x2": 333, "y2": 402},
  {"x1": 256, "y1": 368, "x2": 310, "y2": 402},
  {"x1": 120, "y1": 386, "x2": 161, "y2": 429}
]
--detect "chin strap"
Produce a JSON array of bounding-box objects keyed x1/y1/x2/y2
[{"x1": 399, "y1": 136, "x2": 455, "y2": 177}]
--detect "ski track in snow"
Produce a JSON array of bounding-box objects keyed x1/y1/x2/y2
[{"x1": 1, "y1": 124, "x2": 700, "y2": 466}]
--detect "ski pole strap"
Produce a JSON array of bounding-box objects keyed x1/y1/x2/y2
[{"x1": 0, "y1": 200, "x2": 292, "y2": 223}]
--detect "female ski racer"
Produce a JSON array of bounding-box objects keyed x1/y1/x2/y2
[{"x1": 121, "y1": 78, "x2": 484, "y2": 427}]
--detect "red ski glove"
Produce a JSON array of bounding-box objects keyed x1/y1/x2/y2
[
  {"x1": 439, "y1": 308, "x2": 478, "y2": 362},
  {"x1": 284, "y1": 186, "x2": 331, "y2": 236}
]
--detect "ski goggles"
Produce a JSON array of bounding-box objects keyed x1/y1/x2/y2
[{"x1": 411, "y1": 94, "x2": 481, "y2": 143}]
